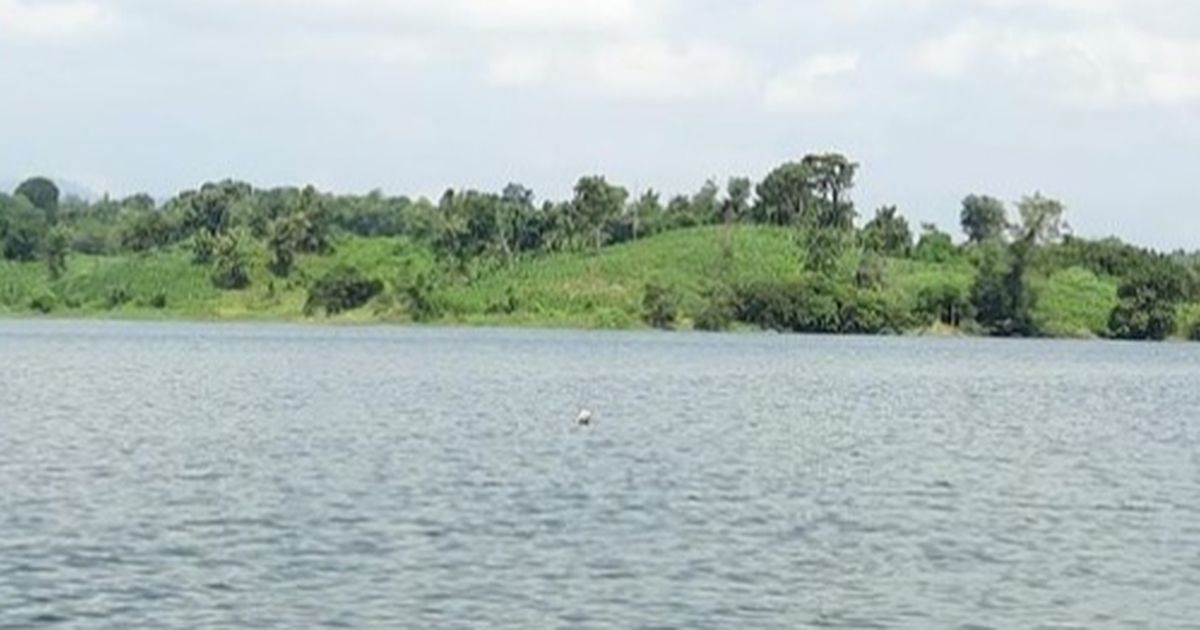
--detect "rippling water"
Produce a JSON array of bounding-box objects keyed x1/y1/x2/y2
[{"x1": 2, "y1": 321, "x2": 1199, "y2": 628}]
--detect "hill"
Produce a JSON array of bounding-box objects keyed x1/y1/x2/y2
[{"x1": 0, "y1": 225, "x2": 1149, "y2": 337}]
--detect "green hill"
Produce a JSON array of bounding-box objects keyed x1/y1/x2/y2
[{"x1": 0, "y1": 224, "x2": 1170, "y2": 336}]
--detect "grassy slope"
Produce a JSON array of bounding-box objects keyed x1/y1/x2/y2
[{"x1": 0, "y1": 225, "x2": 1180, "y2": 335}]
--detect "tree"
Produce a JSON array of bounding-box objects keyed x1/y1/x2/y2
[
  {"x1": 629, "y1": 190, "x2": 662, "y2": 240},
  {"x1": 210, "y1": 230, "x2": 252, "y2": 290},
  {"x1": 691, "y1": 179, "x2": 722, "y2": 225},
  {"x1": 801, "y1": 153, "x2": 858, "y2": 230},
  {"x1": 118, "y1": 209, "x2": 173, "y2": 253},
  {"x1": 572, "y1": 176, "x2": 627, "y2": 251},
  {"x1": 914, "y1": 223, "x2": 956, "y2": 263},
  {"x1": 960, "y1": 194, "x2": 1008, "y2": 243},
  {"x1": 723, "y1": 177, "x2": 752, "y2": 223},
  {"x1": 1109, "y1": 259, "x2": 1188, "y2": 340},
  {"x1": 862, "y1": 206, "x2": 912, "y2": 257},
  {"x1": 1012, "y1": 193, "x2": 1069, "y2": 245},
  {"x1": 44, "y1": 224, "x2": 70, "y2": 280},
  {"x1": 497, "y1": 183, "x2": 535, "y2": 262},
  {"x1": 642, "y1": 283, "x2": 678, "y2": 329},
  {"x1": 971, "y1": 241, "x2": 1034, "y2": 336},
  {"x1": 182, "y1": 180, "x2": 251, "y2": 239},
  {"x1": 754, "y1": 161, "x2": 812, "y2": 226},
  {"x1": 14, "y1": 177, "x2": 60, "y2": 223},
  {"x1": 0, "y1": 194, "x2": 46, "y2": 261}
]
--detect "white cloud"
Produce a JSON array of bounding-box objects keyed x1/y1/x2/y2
[
  {"x1": 458, "y1": 0, "x2": 641, "y2": 31},
  {"x1": 0, "y1": 0, "x2": 117, "y2": 40},
  {"x1": 914, "y1": 22, "x2": 1200, "y2": 108},
  {"x1": 764, "y1": 52, "x2": 861, "y2": 112},
  {"x1": 485, "y1": 49, "x2": 550, "y2": 87},
  {"x1": 587, "y1": 39, "x2": 753, "y2": 101}
]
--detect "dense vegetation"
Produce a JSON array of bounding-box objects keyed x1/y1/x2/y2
[{"x1": 2, "y1": 157, "x2": 1198, "y2": 341}]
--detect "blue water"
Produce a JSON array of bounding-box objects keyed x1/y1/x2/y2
[{"x1": 2, "y1": 321, "x2": 1199, "y2": 628}]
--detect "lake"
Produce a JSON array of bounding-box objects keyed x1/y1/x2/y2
[{"x1": 1, "y1": 321, "x2": 1198, "y2": 628}]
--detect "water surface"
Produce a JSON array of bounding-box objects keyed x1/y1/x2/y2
[{"x1": 2, "y1": 321, "x2": 1199, "y2": 628}]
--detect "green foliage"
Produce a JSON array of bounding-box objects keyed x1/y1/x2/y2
[
  {"x1": 105, "y1": 285, "x2": 133, "y2": 309},
  {"x1": 1030, "y1": 267, "x2": 1117, "y2": 337},
  {"x1": 732, "y1": 279, "x2": 906, "y2": 335},
  {"x1": 28, "y1": 290, "x2": 57, "y2": 314},
  {"x1": 754, "y1": 161, "x2": 811, "y2": 226},
  {"x1": 118, "y1": 209, "x2": 174, "y2": 253},
  {"x1": 971, "y1": 242, "x2": 1034, "y2": 336},
  {"x1": 862, "y1": 206, "x2": 912, "y2": 257},
  {"x1": 916, "y1": 281, "x2": 970, "y2": 327},
  {"x1": 801, "y1": 153, "x2": 858, "y2": 230},
  {"x1": 44, "y1": 225, "x2": 70, "y2": 280},
  {"x1": 804, "y1": 228, "x2": 854, "y2": 276},
  {"x1": 1012, "y1": 193, "x2": 1068, "y2": 245},
  {"x1": 210, "y1": 231, "x2": 252, "y2": 290},
  {"x1": 694, "y1": 286, "x2": 736, "y2": 332},
  {"x1": 181, "y1": 180, "x2": 249, "y2": 237},
  {"x1": 914, "y1": 223, "x2": 957, "y2": 263},
  {"x1": 305, "y1": 265, "x2": 384, "y2": 316},
  {"x1": 641, "y1": 283, "x2": 679, "y2": 329},
  {"x1": 14, "y1": 177, "x2": 60, "y2": 221},
  {"x1": 0, "y1": 194, "x2": 47, "y2": 261},
  {"x1": 960, "y1": 194, "x2": 1007, "y2": 243},
  {"x1": 1108, "y1": 259, "x2": 1188, "y2": 340},
  {"x1": 401, "y1": 271, "x2": 443, "y2": 322},
  {"x1": 572, "y1": 176, "x2": 628, "y2": 251}
]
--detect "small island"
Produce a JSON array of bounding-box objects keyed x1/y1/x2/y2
[{"x1": 1, "y1": 155, "x2": 1196, "y2": 341}]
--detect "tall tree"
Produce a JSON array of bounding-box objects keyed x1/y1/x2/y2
[
  {"x1": 862, "y1": 206, "x2": 912, "y2": 257},
  {"x1": 960, "y1": 194, "x2": 1007, "y2": 243},
  {"x1": 754, "y1": 161, "x2": 813, "y2": 226},
  {"x1": 1012, "y1": 193, "x2": 1068, "y2": 245},
  {"x1": 0, "y1": 194, "x2": 47, "y2": 261},
  {"x1": 571, "y1": 176, "x2": 627, "y2": 251},
  {"x1": 801, "y1": 153, "x2": 858, "y2": 230},
  {"x1": 14, "y1": 177, "x2": 60, "y2": 224},
  {"x1": 723, "y1": 177, "x2": 752, "y2": 223},
  {"x1": 629, "y1": 190, "x2": 662, "y2": 240}
]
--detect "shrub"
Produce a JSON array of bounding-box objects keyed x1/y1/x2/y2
[
  {"x1": 401, "y1": 272, "x2": 442, "y2": 322},
  {"x1": 694, "y1": 287, "x2": 735, "y2": 332},
  {"x1": 732, "y1": 279, "x2": 906, "y2": 335},
  {"x1": 105, "y1": 286, "x2": 133, "y2": 309},
  {"x1": 210, "y1": 232, "x2": 251, "y2": 290},
  {"x1": 147, "y1": 291, "x2": 168, "y2": 309},
  {"x1": 305, "y1": 265, "x2": 384, "y2": 316},
  {"x1": 28, "y1": 291, "x2": 56, "y2": 314},
  {"x1": 642, "y1": 283, "x2": 678, "y2": 330}
]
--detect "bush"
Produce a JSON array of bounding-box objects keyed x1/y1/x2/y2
[
  {"x1": 105, "y1": 286, "x2": 133, "y2": 309},
  {"x1": 305, "y1": 265, "x2": 384, "y2": 316},
  {"x1": 28, "y1": 291, "x2": 56, "y2": 314},
  {"x1": 642, "y1": 283, "x2": 678, "y2": 330},
  {"x1": 694, "y1": 287, "x2": 735, "y2": 332},
  {"x1": 210, "y1": 233, "x2": 251, "y2": 290},
  {"x1": 1108, "y1": 260, "x2": 1187, "y2": 341},
  {"x1": 733, "y1": 279, "x2": 907, "y2": 335},
  {"x1": 401, "y1": 272, "x2": 442, "y2": 322}
]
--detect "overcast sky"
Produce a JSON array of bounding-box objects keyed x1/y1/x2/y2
[{"x1": 2, "y1": 0, "x2": 1198, "y2": 248}]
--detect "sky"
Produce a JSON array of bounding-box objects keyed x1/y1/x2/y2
[{"x1": 1, "y1": 0, "x2": 1199, "y2": 249}]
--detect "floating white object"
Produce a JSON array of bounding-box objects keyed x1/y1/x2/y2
[{"x1": 576, "y1": 409, "x2": 593, "y2": 426}]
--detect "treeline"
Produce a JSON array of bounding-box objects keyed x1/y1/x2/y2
[{"x1": 1, "y1": 155, "x2": 1198, "y2": 340}]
